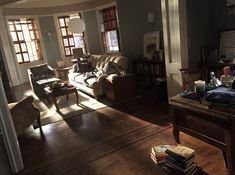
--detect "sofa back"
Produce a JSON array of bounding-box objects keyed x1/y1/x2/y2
[{"x1": 89, "y1": 55, "x2": 128, "y2": 73}]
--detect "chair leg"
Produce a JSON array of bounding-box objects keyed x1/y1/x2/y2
[
  {"x1": 222, "y1": 150, "x2": 228, "y2": 168},
  {"x1": 36, "y1": 117, "x2": 43, "y2": 133}
]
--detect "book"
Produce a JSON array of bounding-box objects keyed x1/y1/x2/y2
[
  {"x1": 166, "y1": 145, "x2": 195, "y2": 160},
  {"x1": 151, "y1": 144, "x2": 171, "y2": 164},
  {"x1": 164, "y1": 162, "x2": 197, "y2": 174},
  {"x1": 151, "y1": 144, "x2": 171, "y2": 158},
  {"x1": 151, "y1": 153, "x2": 166, "y2": 164},
  {"x1": 166, "y1": 156, "x2": 195, "y2": 169},
  {"x1": 163, "y1": 163, "x2": 198, "y2": 175}
]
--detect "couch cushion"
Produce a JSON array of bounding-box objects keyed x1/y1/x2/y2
[
  {"x1": 34, "y1": 74, "x2": 55, "y2": 81},
  {"x1": 68, "y1": 72, "x2": 81, "y2": 81},
  {"x1": 30, "y1": 64, "x2": 50, "y2": 76},
  {"x1": 103, "y1": 62, "x2": 117, "y2": 74},
  {"x1": 73, "y1": 73, "x2": 98, "y2": 88}
]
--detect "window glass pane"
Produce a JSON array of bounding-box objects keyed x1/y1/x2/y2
[
  {"x1": 65, "y1": 48, "x2": 70, "y2": 56},
  {"x1": 61, "y1": 28, "x2": 67, "y2": 36},
  {"x1": 27, "y1": 42, "x2": 33, "y2": 56},
  {"x1": 30, "y1": 31, "x2": 35, "y2": 39},
  {"x1": 70, "y1": 47, "x2": 75, "y2": 54},
  {"x1": 35, "y1": 42, "x2": 39, "y2": 50},
  {"x1": 15, "y1": 24, "x2": 21, "y2": 31},
  {"x1": 106, "y1": 30, "x2": 119, "y2": 51},
  {"x1": 23, "y1": 53, "x2": 29, "y2": 61},
  {"x1": 28, "y1": 24, "x2": 32, "y2": 30},
  {"x1": 9, "y1": 24, "x2": 15, "y2": 31},
  {"x1": 31, "y1": 42, "x2": 37, "y2": 55},
  {"x1": 18, "y1": 32, "x2": 24, "y2": 41},
  {"x1": 59, "y1": 18, "x2": 65, "y2": 27},
  {"x1": 14, "y1": 44, "x2": 20, "y2": 53},
  {"x1": 16, "y1": 54, "x2": 23, "y2": 63},
  {"x1": 11, "y1": 32, "x2": 18, "y2": 41},
  {"x1": 69, "y1": 38, "x2": 74, "y2": 45},
  {"x1": 74, "y1": 36, "x2": 84, "y2": 48},
  {"x1": 22, "y1": 26, "x2": 31, "y2": 42},
  {"x1": 63, "y1": 39, "x2": 69, "y2": 46},
  {"x1": 65, "y1": 18, "x2": 70, "y2": 26},
  {"x1": 21, "y1": 43, "x2": 27, "y2": 52}
]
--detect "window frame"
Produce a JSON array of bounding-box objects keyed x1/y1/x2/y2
[
  {"x1": 100, "y1": 6, "x2": 121, "y2": 53},
  {"x1": 57, "y1": 13, "x2": 86, "y2": 57},
  {"x1": 8, "y1": 18, "x2": 42, "y2": 64}
]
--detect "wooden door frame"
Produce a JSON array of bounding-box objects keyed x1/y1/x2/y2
[{"x1": 161, "y1": 0, "x2": 189, "y2": 97}]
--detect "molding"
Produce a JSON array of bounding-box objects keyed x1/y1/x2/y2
[
  {"x1": 0, "y1": 0, "x2": 21, "y2": 6},
  {"x1": 2, "y1": 0, "x2": 114, "y2": 16}
]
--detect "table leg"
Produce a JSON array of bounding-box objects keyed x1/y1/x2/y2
[
  {"x1": 225, "y1": 120, "x2": 235, "y2": 175},
  {"x1": 53, "y1": 96, "x2": 59, "y2": 111},
  {"x1": 171, "y1": 107, "x2": 180, "y2": 144},
  {"x1": 75, "y1": 91, "x2": 79, "y2": 106},
  {"x1": 66, "y1": 94, "x2": 69, "y2": 100}
]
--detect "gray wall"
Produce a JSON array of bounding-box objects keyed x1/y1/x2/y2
[
  {"x1": 116, "y1": 0, "x2": 163, "y2": 59},
  {"x1": 38, "y1": 16, "x2": 61, "y2": 68},
  {"x1": 211, "y1": 0, "x2": 235, "y2": 47},
  {"x1": 186, "y1": 0, "x2": 212, "y2": 68},
  {"x1": 186, "y1": 0, "x2": 235, "y2": 68},
  {"x1": 83, "y1": 10, "x2": 102, "y2": 54}
]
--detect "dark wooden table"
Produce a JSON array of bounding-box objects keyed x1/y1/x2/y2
[
  {"x1": 169, "y1": 95, "x2": 235, "y2": 175},
  {"x1": 44, "y1": 85, "x2": 79, "y2": 111}
]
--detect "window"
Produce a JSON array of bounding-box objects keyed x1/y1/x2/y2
[
  {"x1": 8, "y1": 18, "x2": 42, "y2": 64},
  {"x1": 101, "y1": 6, "x2": 120, "y2": 53},
  {"x1": 58, "y1": 14, "x2": 85, "y2": 57}
]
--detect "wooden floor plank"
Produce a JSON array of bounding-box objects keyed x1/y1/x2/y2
[{"x1": 10, "y1": 84, "x2": 228, "y2": 175}]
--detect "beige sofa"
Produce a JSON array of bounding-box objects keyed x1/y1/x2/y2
[{"x1": 68, "y1": 55, "x2": 128, "y2": 99}]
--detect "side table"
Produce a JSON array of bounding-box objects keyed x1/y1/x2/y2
[
  {"x1": 44, "y1": 85, "x2": 79, "y2": 111},
  {"x1": 105, "y1": 74, "x2": 137, "y2": 102},
  {"x1": 56, "y1": 67, "x2": 71, "y2": 81}
]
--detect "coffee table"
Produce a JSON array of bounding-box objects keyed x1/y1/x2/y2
[
  {"x1": 35, "y1": 77, "x2": 61, "y2": 97},
  {"x1": 44, "y1": 85, "x2": 79, "y2": 111}
]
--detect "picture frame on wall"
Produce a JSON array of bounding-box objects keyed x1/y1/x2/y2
[{"x1": 143, "y1": 31, "x2": 160, "y2": 60}]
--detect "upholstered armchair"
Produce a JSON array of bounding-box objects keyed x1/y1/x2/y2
[
  {"x1": 8, "y1": 95, "x2": 41, "y2": 136},
  {"x1": 28, "y1": 63, "x2": 57, "y2": 96}
]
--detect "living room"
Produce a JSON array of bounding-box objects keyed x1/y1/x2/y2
[{"x1": 0, "y1": 0, "x2": 235, "y2": 175}]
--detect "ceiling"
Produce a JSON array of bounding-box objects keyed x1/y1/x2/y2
[
  {"x1": 1, "y1": 0, "x2": 114, "y2": 15},
  {"x1": 1, "y1": 0, "x2": 95, "y2": 8}
]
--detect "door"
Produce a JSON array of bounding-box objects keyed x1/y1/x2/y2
[
  {"x1": 0, "y1": 72, "x2": 24, "y2": 174},
  {"x1": 161, "y1": 0, "x2": 189, "y2": 97}
]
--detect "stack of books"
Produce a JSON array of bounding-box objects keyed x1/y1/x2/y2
[
  {"x1": 164, "y1": 145, "x2": 197, "y2": 175},
  {"x1": 150, "y1": 144, "x2": 171, "y2": 164}
]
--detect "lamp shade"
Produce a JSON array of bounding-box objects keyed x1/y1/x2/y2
[{"x1": 68, "y1": 18, "x2": 86, "y2": 34}]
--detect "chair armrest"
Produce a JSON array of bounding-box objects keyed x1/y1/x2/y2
[
  {"x1": 9, "y1": 95, "x2": 40, "y2": 136},
  {"x1": 106, "y1": 74, "x2": 119, "y2": 82},
  {"x1": 47, "y1": 65, "x2": 56, "y2": 76},
  {"x1": 27, "y1": 68, "x2": 34, "y2": 80},
  {"x1": 97, "y1": 74, "x2": 108, "y2": 82}
]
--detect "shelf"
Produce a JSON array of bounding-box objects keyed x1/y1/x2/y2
[{"x1": 134, "y1": 59, "x2": 166, "y2": 89}]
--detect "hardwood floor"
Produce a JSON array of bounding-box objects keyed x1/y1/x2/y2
[{"x1": 9, "y1": 84, "x2": 227, "y2": 175}]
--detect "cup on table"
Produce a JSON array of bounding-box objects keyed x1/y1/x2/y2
[{"x1": 194, "y1": 80, "x2": 206, "y2": 104}]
